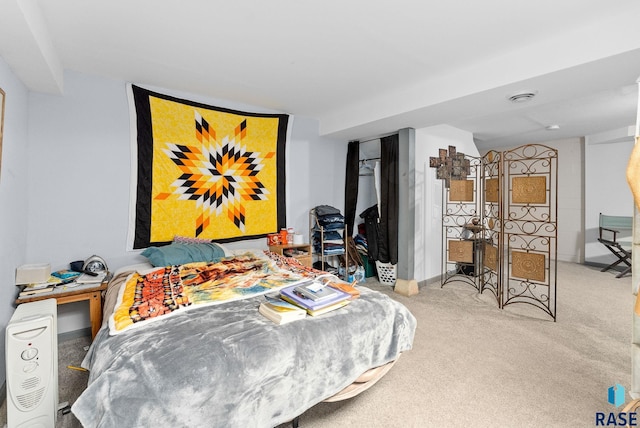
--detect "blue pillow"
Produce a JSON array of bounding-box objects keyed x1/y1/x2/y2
[{"x1": 141, "y1": 243, "x2": 226, "y2": 267}]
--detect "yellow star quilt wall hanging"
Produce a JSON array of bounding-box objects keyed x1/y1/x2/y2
[{"x1": 127, "y1": 85, "x2": 289, "y2": 249}]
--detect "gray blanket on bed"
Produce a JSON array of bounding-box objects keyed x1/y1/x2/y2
[{"x1": 72, "y1": 286, "x2": 416, "y2": 428}]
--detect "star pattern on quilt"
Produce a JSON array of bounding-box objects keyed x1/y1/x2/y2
[{"x1": 157, "y1": 111, "x2": 275, "y2": 236}]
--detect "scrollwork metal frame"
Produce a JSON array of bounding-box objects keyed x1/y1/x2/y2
[
  {"x1": 439, "y1": 144, "x2": 558, "y2": 321},
  {"x1": 441, "y1": 155, "x2": 484, "y2": 290},
  {"x1": 500, "y1": 144, "x2": 557, "y2": 320}
]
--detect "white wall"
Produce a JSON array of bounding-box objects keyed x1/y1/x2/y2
[
  {"x1": 485, "y1": 138, "x2": 584, "y2": 263},
  {"x1": 557, "y1": 138, "x2": 584, "y2": 262},
  {"x1": 414, "y1": 125, "x2": 479, "y2": 282},
  {"x1": 413, "y1": 127, "x2": 584, "y2": 283},
  {"x1": 0, "y1": 58, "x2": 31, "y2": 387},
  {"x1": 354, "y1": 139, "x2": 380, "y2": 229},
  {"x1": 479, "y1": 138, "x2": 584, "y2": 264},
  {"x1": 22, "y1": 71, "x2": 345, "y2": 333},
  {"x1": 533, "y1": 138, "x2": 584, "y2": 263},
  {"x1": 584, "y1": 130, "x2": 635, "y2": 265},
  {"x1": 290, "y1": 115, "x2": 348, "y2": 238}
]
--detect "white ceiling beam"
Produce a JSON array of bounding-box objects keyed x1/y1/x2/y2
[
  {"x1": 0, "y1": 0, "x2": 63, "y2": 94},
  {"x1": 318, "y1": 9, "x2": 640, "y2": 139}
]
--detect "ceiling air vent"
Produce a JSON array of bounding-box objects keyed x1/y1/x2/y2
[{"x1": 507, "y1": 90, "x2": 538, "y2": 103}]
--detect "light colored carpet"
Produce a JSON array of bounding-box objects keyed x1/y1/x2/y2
[
  {"x1": 2, "y1": 261, "x2": 633, "y2": 427},
  {"x1": 289, "y1": 261, "x2": 632, "y2": 427}
]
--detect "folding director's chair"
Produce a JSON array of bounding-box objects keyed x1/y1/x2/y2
[{"x1": 598, "y1": 213, "x2": 633, "y2": 278}]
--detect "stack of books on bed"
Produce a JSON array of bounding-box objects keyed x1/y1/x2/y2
[
  {"x1": 259, "y1": 295, "x2": 308, "y2": 325},
  {"x1": 279, "y1": 280, "x2": 352, "y2": 317}
]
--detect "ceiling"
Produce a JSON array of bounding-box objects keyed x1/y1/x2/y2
[{"x1": 1, "y1": 0, "x2": 640, "y2": 151}]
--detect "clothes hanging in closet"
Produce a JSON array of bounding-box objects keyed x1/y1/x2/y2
[{"x1": 344, "y1": 141, "x2": 360, "y2": 237}]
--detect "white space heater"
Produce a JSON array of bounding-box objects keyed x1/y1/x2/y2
[{"x1": 6, "y1": 298, "x2": 58, "y2": 428}]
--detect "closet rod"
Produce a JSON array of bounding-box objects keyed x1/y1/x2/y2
[
  {"x1": 351, "y1": 131, "x2": 399, "y2": 144},
  {"x1": 359, "y1": 157, "x2": 380, "y2": 162}
]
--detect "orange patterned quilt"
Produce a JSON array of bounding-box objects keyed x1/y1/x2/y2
[{"x1": 109, "y1": 251, "x2": 317, "y2": 335}]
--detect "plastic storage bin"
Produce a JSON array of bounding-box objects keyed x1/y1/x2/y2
[
  {"x1": 375, "y1": 261, "x2": 397, "y2": 286},
  {"x1": 361, "y1": 254, "x2": 377, "y2": 278}
]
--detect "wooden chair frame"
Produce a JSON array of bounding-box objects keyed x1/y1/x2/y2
[{"x1": 598, "y1": 213, "x2": 633, "y2": 278}]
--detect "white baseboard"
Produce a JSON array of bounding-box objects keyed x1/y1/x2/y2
[
  {"x1": 58, "y1": 327, "x2": 91, "y2": 342},
  {"x1": 0, "y1": 380, "x2": 5, "y2": 412}
]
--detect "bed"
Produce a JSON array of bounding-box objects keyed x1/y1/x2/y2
[{"x1": 71, "y1": 247, "x2": 416, "y2": 428}]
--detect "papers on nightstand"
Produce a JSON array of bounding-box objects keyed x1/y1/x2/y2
[
  {"x1": 19, "y1": 285, "x2": 55, "y2": 297},
  {"x1": 76, "y1": 271, "x2": 107, "y2": 284},
  {"x1": 18, "y1": 275, "x2": 109, "y2": 299}
]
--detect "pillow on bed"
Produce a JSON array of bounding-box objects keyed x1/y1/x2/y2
[
  {"x1": 173, "y1": 235, "x2": 212, "y2": 244},
  {"x1": 173, "y1": 236, "x2": 235, "y2": 256},
  {"x1": 141, "y1": 242, "x2": 226, "y2": 267}
]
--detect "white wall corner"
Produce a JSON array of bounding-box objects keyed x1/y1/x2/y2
[{"x1": 586, "y1": 126, "x2": 635, "y2": 145}]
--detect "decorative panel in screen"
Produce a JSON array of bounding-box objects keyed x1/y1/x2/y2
[
  {"x1": 512, "y1": 176, "x2": 546, "y2": 204},
  {"x1": 483, "y1": 244, "x2": 498, "y2": 272},
  {"x1": 448, "y1": 240, "x2": 474, "y2": 263},
  {"x1": 449, "y1": 179, "x2": 474, "y2": 202},
  {"x1": 485, "y1": 178, "x2": 499, "y2": 203},
  {"x1": 511, "y1": 251, "x2": 545, "y2": 282}
]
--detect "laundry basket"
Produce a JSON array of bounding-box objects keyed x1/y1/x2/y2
[{"x1": 375, "y1": 261, "x2": 397, "y2": 286}]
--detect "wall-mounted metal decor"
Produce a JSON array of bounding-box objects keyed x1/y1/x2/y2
[
  {"x1": 431, "y1": 144, "x2": 558, "y2": 321},
  {"x1": 429, "y1": 145, "x2": 471, "y2": 188}
]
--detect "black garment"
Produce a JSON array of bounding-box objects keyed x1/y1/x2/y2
[
  {"x1": 344, "y1": 141, "x2": 360, "y2": 237},
  {"x1": 379, "y1": 134, "x2": 399, "y2": 265},
  {"x1": 314, "y1": 205, "x2": 341, "y2": 217},
  {"x1": 360, "y1": 205, "x2": 381, "y2": 261}
]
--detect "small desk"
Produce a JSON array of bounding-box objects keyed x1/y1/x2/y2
[
  {"x1": 15, "y1": 278, "x2": 109, "y2": 340},
  {"x1": 269, "y1": 243, "x2": 312, "y2": 267}
]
